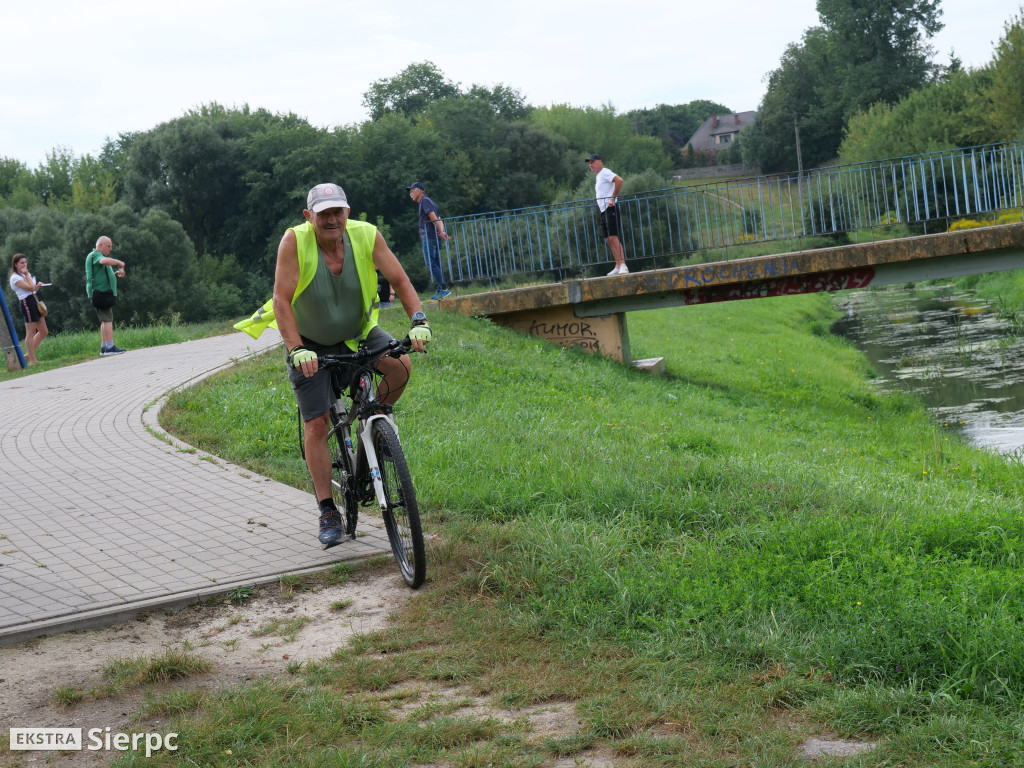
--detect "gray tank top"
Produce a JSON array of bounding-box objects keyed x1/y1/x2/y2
[{"x1": 292, "y1": 232, "x2": 364, "y2": 346}]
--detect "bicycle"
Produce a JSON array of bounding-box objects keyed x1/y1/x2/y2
[{"x1": 296, "y1": 337, "x2": 426, "y2": 588}]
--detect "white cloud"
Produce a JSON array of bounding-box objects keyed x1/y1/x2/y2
[{"x1": 0, "y1": 0, "x2": 1016, "y2": 167}]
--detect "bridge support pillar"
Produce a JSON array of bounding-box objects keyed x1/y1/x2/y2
[{"x1": 489, "y1": 304, "x2": 631, "y2": 363}]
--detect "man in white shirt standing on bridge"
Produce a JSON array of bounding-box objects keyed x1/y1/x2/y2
[{"x1": 587, "y1": 153, "x2": 627, "y2": 276}]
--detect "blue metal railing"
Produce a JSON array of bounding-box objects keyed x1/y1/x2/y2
[{"x1": 437, "y1": 141, "x2": 1024, "y2": 285}]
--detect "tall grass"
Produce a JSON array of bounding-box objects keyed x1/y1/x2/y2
[
  {"x1": 969, "y1": 266, "x2": 1024, "y2": 314},
  {"x1": 152, "y1": 299, "x2": 1024, "y2": 765},
  {"x1": 0, "y1": 320, "x2": 235, "y2": 380}
]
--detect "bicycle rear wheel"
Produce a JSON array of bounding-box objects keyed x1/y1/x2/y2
[
  {"x1": 371, "y1": 419, "x2": 426, "y2": 588},
  {"x1": 328, "y1": 411, "x2": 358, "y2": 539}
]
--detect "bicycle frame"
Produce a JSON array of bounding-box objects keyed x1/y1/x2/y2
[
  {"x1": 324, "y1": 352, "x2": 404, "y2": 514},
  {"x1": 294, "y1": 336, "x2": 426, "y2": 588}
]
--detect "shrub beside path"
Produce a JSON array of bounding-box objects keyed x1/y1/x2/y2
[{"x1": 0, "y1": 330, "x2": 392, "y2": 646}]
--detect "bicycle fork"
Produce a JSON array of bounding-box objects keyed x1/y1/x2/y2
[{"x1": 357, "y1": 413, "x2": 398, "y2": 513}]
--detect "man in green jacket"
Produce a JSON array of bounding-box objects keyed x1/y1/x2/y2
[{"x1": 84, "y1": 236, "x2": 127, "y2": 356}]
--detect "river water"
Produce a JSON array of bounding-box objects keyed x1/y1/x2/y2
[{"x1": 832, "y1": 286, "x2": 1024, "y2": 455}]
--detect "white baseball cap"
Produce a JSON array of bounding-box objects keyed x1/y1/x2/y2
[{"x1": 306, "y1": 183, "x2": 349, "y2": 212}]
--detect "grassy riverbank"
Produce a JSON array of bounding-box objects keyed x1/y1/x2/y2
[
  {"x1": 964, "y1": 266, "x2": 1024, "y2": 319},
  {"x1": 149, "y1": 296, "x2": 1024, "y2": 767}
]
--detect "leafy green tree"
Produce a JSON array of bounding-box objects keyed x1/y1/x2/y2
[
  {"x1": 119, "y1": 208, "x2": 207, "y2": 323},
  {"x1": 3, "y1": 190, "x2": 43, "y2": 210},
  {"x1": 988, "y1": 11, "x2": 1024, "y2": 139},
  {"x1": 122, "y1": 104, "x2": 253, "y2": 256},
  {"x1": 0, "y1": 208, "x2": 60, "y2": 269},
  {"x1": 0, "y1": 206, "x2": 36, "y2": 249},
  {"x1": 531, "y1": 103, "x2": 672, "y2": 177},
  {"x1": 120, "y1": 103, "x2": 325, "y2": 291},
  {"x1": 28, "y1": 209, "x2": 63, "y2": 255},
  {"x1": 347, "y1": 112, "x2": 443, "y2": 262},
  {"x1": 426, "y1": 96, "x2": 578, "y2": 212},
  {"x1": 194, "y1": 252, "x2": 248, "y2": 319},
  {"x1": 816, "y1": 0, "x2": 943, "y2": 117},
  {"x1": 466, "y1": 83, "x2": 530, "y2": 121},
  {"x1": 531, "y1": 103, "x2": 620, "y2": 154},
  {"x1": 839, "y1": 68, "x2": 996, "y2": 163},
  {"x1": 350, "y1": 86, "x2": 574, "y2": 269},
  {"x1": 71, "y1": 154, "x2": 118, "y2": 213},
  {"x1": 96, "y1": 132, "x2": 137, "y2": 200},
  {"x1": 231, "y1": 114, "x2": 336, "y2": 282},
  {"x1": 490, "y1": 120, "x2": 573, "y2": 207},
  {"x1": 362, "y1": 61, "x2": 460, "y2": 121},
  {"x1": 625, "y1": 100, "x2": 732, "y2": 159},
  {"x1": 747, "y1": 0, "x2": 944, "y2": 172},
  {"x1": 7, "y1": 143, "x2": 123, "y2": 214},
  {"x1": 354, "y1": 63, "x2": 556, "y2": 265},
  {"x1": 0, "y1": 158, "x2": 32, "y2": 200},
  {"x1": 419, "y1": 95, "x2": 503, "y2": 210},
  {"x1": 32, "y1": 147, "x2": 76, "y2": 209},
  {"x1": 743, "y1": 28, "x2": 842, "y2": 172}
]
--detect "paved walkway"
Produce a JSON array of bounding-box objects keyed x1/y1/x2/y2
[{"x1": 0, "y1": 331, "x2": 393, "y2": 646}]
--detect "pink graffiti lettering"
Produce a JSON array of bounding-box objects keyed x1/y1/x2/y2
[{"x1": 681, "y1": 267, "x2": 876, "y2": 305}]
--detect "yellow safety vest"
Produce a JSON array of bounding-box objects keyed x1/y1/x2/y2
[{"x1": 234, "y1": 219, "x2": 379, "y2": 351}]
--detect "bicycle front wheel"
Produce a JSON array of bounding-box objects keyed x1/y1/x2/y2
[{"x1": 371, "y1": 419, "x2": 426, "y2": 588}]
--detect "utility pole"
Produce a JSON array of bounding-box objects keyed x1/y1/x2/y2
[
  {"x1": 793, "y1": 112, "x2": 803, "y2": 175},
  {"x1": 794, "y1": 112, "x2": 805, "y2": 234}
]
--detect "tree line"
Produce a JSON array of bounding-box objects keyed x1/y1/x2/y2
[{"x1": 0, "y1": 62, "x2": 725, "y2": 333}]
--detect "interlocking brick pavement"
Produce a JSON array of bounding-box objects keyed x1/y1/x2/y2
[{"x1": 0, "y1": 330, "x2": 394, "y2": 645}]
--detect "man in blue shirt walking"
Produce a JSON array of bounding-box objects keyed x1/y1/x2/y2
[{"x1": 406, "y1": 182, "x2": 451, "y2": 300}]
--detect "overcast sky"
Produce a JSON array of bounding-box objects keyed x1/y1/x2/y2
[{"x1": 1, "y1": 0, "x2": 1017, "y2": 168}]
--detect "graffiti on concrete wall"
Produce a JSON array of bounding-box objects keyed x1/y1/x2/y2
[
  {"x1": 680, "y1": 255, "x2": 804, "y2": 288},
  {"x1": 494, "y1": 306, "x2": 626, "y2": 361},
  {"x1": 526, "y1": 319, "x2": 601, "y2": 352},
  {"x1": 680, "y1": 266, "x2": 876, "y2": 305}
]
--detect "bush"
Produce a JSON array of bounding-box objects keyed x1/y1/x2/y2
[
  {"x1": 742, "y1": 207, "x2": 762, "y2": 237},
  {"x1": 948, "y1": 218, "x2": 986, "y2": 232},
  {"x1": 803, "y1": 197, "x2": 850, "y2": 244}
]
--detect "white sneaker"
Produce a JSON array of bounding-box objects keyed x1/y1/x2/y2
[
  {"x1": 607, "y1": 266, "x2": 620, "y2": 276},
  {"x1": 617, "y1": 264, "x2": 629, "y2": 275}
]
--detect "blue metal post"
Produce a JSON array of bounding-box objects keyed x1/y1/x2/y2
[{"x1": 0, "y1": 290, "x2": 27, "y2": 369}]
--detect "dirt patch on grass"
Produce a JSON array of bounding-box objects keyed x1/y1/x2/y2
[
  {"x1": 0, "y1": 569, "x2": 409, "y2": 766},
  {"x1": 0, "y1": 569, "x2": 618, "y2": 767}
]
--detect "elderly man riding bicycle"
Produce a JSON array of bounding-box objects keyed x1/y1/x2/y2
[{"x1": 236, "y1": 183, "x2": 432, "y2": 548}]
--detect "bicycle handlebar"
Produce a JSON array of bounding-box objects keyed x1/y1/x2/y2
[{"x1": 287, "y1": 337, "x2": 414, "y2": 370}]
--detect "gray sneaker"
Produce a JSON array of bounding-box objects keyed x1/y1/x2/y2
[
  {"x1": 101, "y1": 346, "x2": 127, "y2": 356},
  {"x1": 318, "y1": 508, "x2": 345, "y2": 549}
]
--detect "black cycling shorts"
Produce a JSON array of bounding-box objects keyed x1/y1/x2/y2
[
  {"x1": 288, "y1": 326, "x2": 395, "y2": 421},
  {"x1": 600, "y1": 205, "x2": 621, "y2": 239}
]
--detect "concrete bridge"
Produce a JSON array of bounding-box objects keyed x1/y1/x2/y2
[{"x1": 439, "y1": 222, "x2": 1024, "y2": 370}]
